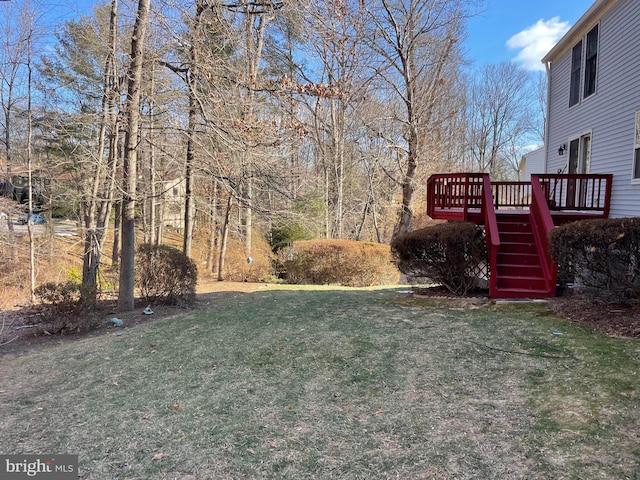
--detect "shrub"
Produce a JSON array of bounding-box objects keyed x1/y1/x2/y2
[
  {"x1": 549, "y1": 217, "x2": 640, "y2": 300},
  {"x1": 33, "y1": 281, "x2": 99, "y2": 334},
  {"x1": 282, "y1": 239, "x2": 400, "y2": 287},
  {"x1": 35, "y1": 281, "x2": 98, "y2": 310},
  {"x1": 390, "y1": 222, "x2": 487, "y2": 296},
  {"x1": 136, "y1": 244, "x2": 198, "y2": 305}
]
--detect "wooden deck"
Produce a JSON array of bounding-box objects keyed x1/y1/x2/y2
[{"x1": 426, "y1": 173, "x2": 613, "y2": 299}]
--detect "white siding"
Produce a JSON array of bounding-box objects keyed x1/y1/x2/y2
[
  {"x1": 520, "y1": 148, "x2": 545, "y2": 181},
  {"x1": 545, "y1": 0, "x2": 640, "y2": 217}
]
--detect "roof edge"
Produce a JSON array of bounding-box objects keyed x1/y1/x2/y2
[{"x1": 541, "y1": 0, "x2": 616, "y2": 64}]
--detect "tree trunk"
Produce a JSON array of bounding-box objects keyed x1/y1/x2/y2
[
  {"x1": 217, "y1": 194, "x2": 233, "y2": 281},
  {"x1": 330, "y1": 97, "x2": 345, "y2": 239},
  {"x1": 148, "y1": 64, "x2": 157, "y2": 246},
  {"x1": 118, "y1": 0, "x2": 150, "y2": 312},
  {"x1": 112, "y1": 199, "x2": 122, "y2": 266},
  {"x1": 26, "y1": 22, "x2": 35, "y2": 304},
  {"x1": 244, "y1": 173, "x2": 252, "y2": 255},
  {"x1": 183, "y1": 92, "x2": 196, "y2": 258},
  {"x1": 207, "y1": 179, "x2": 218, "y2": 273},
  {"x1": 181, "y1": 0, "x2": 207, "y2": 259},
  {"x1": 83, "y1": 0, "x2": 119, "y2": 301}
]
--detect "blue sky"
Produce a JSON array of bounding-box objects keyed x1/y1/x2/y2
[
  {"x1": 466, "y1": 0, "x2": 596, "y2": 70},
  {"x1": 13, "y1": 0, "x2": 597, "y2": 73}
]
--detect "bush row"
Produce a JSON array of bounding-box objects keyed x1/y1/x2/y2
[
  {"x1": 282, "y1": 239, "x2": 400, "y2": 287},
  {"x1": 549, "y1": 217, "x2": 640, "y2": 300},
  {"x1": 33, "y1": 244, "x2": 198, "y2": 334}
]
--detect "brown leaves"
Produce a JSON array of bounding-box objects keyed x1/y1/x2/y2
[{"x1": 273, "y1": 75, "x2": 344, "y2": 99}]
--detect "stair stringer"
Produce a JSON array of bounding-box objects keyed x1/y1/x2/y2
[{"x1": 529, "y1": 210, "x2": 557, "y2": 296}]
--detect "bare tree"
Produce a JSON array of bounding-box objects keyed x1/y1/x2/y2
[
  {"x1": 23, "y1": 2, "x2": 36, "y2": 303},
  {"x1": 0, "y1": 0, "x2": 29, "y2": 231},
  {"x1": 118, "y1": 0, "x2": 151, "y2": 312},
  {"x1": 82, "y1": 0, "x2": 122, "y2": 300},
  {"x1": 365, "y1": 0, "x2": 470, "y2": 238},
  {"x1": 466, "y1": 61, "x2": 533, "y2": 178},
  {"x1": 528, "y1": 70, "x2": 547, "y2": 145},
  {"x1": 300, "y1": 0, "x2": 374, "y2": 239}
]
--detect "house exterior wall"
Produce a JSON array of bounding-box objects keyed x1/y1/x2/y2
[
  {"x1": 519, "y1": 147, "x2": 545, "y2": 181},
  {"x1": 545, "y1": 0, "x2": 640, "y2": 218},
  {"x1": 161, "y1": 178, "x2": 185, "y2": 229}
]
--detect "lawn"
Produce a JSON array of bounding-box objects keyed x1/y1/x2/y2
[{"x1": 1, "y1": 288, "x2": 639, "y2": 479}]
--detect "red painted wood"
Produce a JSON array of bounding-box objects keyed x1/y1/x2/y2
[{"x1": 425, "y1": 173, "x2": 613, "y2": 299}]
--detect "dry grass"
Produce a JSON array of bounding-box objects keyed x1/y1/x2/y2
[{"x1": 1, "y1": 288, "x2": 638, "y2": 479}]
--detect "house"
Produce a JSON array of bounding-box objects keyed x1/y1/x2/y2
[
  {"x1": 423, "y1": 0, "x2": 640, "y2": 299},
  {"x1": 519, "y1": 147, "x2": 545, "y2": 181},
  {"x1": 542, "y1": 0, "x2": 640, "y2": 218},
  {"x1": 159, "y1": 177, "x2": 185, "y2": 230}
]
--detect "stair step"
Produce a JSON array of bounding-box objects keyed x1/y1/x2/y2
[
  {"x1": 497, "y1": 252, "x2": 541, "y2": 266},
  {"x1": 497, "y1": 222, "x2": 532, "y2": 234},
  {"x1": 500, "y1": 232, "x2": 534, "y2": 243},
  {"x1": 497, "y1": 264, "x2": 543, "y2": 277},
  {"x1": 499, "y1": 242, "x2": 538, "y2": 255},
  {"x1": 496, "y1": 213, "x2": 529, "y2": 220},
  {"x1": 497, "y1": 276, "x2": 548, "y2": 290},
  {"x1": 491, "y1": 211, "x2": 555, "y2": 299},
  {"x1": 492, "y1": 287, "x2": 553, "y2": 299}
]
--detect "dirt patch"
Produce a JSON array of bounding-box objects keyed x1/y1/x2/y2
[
  {"x1": 547, "y1": 293, "x2": 640, "y2": 339},
  {"x1": 415, "y1": 285, "x2": 640, "y2": 339}
]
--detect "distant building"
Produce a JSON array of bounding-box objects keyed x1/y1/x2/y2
[
  {"x1": 160, "y1": 177, "x2": 185, "y2": 229},
  {"x1": 518, "y1": 147, "x2": 545, "y2": 181}
]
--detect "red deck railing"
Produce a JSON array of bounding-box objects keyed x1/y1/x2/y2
[
  {"x1": 491, "y1": 182, "x2": 531, "y2": 209},
  {"x1": 426, "y1": 173, "x2": 485, "y2": 221},
  {"x1": 427, "y1": 173, "x2": 613, "y2": 219},
  {"x1": 530, "y1": 176, "x2": 558, "y2": 293},
  {"x1": 481, "y1": 175, "x2": 500, "y2": 296},
  {"x1": 426, "y1": 172, "x2": 613, "y2": 298},
  {"x1": 536, "y1": 174, "x2": 613, "y2": 216}
]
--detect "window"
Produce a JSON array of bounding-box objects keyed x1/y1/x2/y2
[
  {"x1": 634, "y1": 111, "x2": 640, "y2": 180},
  {"x1": 568, "y1": 24, "x2": 599, "y2": 107},
  {"x1": 569, "y1": 41, "x2": 582, "y2": 107},
  {"x1": 584, "y1": 25, "x2": 599, "y2": 98},
  {"x1": 567, "y1": 134, "x2": 591, "y2": 174}
]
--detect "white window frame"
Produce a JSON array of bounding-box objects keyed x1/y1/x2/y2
[
  {"x1": 568, "y1": 23, "x2": 600, "y2": 108},
  {"x1": 583, "y1": 24, "x2": 599, "y2": 100},
  {"x1": 569, "y1": 41, "x2": 582, "y2": 108}
]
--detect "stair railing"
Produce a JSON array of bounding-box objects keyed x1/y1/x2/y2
[
  {"x1": 530, "y1": 175, "x2": 557, "y2": 294},
  {"x1": 481, "y1": 174, "x2": 500, "y2": 297}
]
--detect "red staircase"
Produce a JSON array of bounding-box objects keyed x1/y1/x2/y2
[
  {"x1": 493, "y1": 212, "x2": 551, "y2": 298},
  {"x1": 426, "y1": 173, "x2": 613, "y2": 299}
]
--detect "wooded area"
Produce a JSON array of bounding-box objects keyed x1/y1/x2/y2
[{"x1": 0, "y1": 0, "x2": 544, "y2": 310}]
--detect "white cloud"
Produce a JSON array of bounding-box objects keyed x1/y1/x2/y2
[{"x1": 507, "y1": 17, "x2": 571, "y2": 71}]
